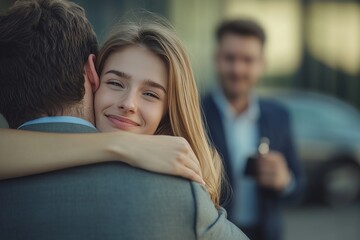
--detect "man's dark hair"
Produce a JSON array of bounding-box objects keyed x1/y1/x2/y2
[
  {"x1": 0, "y1": 0, "x2": 98, "y2": 128},
  {"x1": 216, "y1": 19, "x2": 266, "y2": 45}
]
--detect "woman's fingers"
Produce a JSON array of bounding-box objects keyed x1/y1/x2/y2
[
  {"x1": 176, "y1": 164, "x2": 205, "y2": 185},
  {"x1": 177, "y1": 153, "x2": 202, "y2": 179},
  {"x1": 132, "y1": 135, "x2": 205, "y2": 184},
  {"x1": 188, "y1": 147, "x2": 201, "y2": 174},
  {"x1": 177, "y1": 137, "x2": 202, "y2": 176}
]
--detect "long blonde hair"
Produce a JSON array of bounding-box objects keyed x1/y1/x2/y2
[{"x1": 96, "y1": 16, "x2": 224, "y2": 207}]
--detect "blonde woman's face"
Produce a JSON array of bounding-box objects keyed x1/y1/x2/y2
[{"x1": 94, "y1": 46, "x2": 168, "y2": 134}]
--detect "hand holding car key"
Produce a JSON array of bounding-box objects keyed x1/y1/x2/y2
[
  {"x1": 244, "y1": 137, "x2": 270, "y2": 177},
  {"x1": 245, "y1": 137, "x2": 292, "y2": 191}
]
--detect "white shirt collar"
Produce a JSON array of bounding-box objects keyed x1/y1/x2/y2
[{"x1": 212, "y1": 87, "x2": 260, "y2": 122}]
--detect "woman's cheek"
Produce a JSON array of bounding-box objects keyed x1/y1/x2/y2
[
  {"x1": 95, "y1": 87, "x2": 118, "y2": 109},
  {"x1": 143, "y1": 101, "x2": 166, "y2": 132}
]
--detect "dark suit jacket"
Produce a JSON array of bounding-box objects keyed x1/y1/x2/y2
[
  {"x1": 202, "y1": 94, "x2": 304, "y2": 240},
  {"x1": 0, "y1": 122, "x2": 248, "y2": 240}
]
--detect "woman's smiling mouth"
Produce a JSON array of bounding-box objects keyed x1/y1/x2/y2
[{"x1": 105, "y1": 114, "x2": 140, "y2": 130}]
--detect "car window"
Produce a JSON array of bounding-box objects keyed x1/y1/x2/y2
[{"x1": 281, "y1": 97, "x2": 360, "y2": 131}]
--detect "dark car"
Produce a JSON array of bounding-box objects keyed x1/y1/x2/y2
[{"x1": 258, "y1": 88, "x2": 360, "y2": 205}]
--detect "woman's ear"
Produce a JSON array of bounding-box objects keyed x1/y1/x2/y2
[{"x1": 84, "y1": 54, "x2": 100, "y2": 93}]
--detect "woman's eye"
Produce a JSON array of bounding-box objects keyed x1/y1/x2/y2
[
  {"x1": 107, "y1": 80, "x2": 124, "y2": 88},
  {"x1": 143, "y1": 92, "x2": 160, "y2": 99}
]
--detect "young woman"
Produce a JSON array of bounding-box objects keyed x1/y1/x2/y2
[{"x1": 0, "y1": 18, "x2": 224, "y2": 206}]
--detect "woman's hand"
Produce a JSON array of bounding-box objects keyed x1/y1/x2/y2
[{"x1": 107, "y1": 132, "x2": 205, "y2": 185}]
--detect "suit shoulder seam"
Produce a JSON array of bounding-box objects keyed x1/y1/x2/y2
[{"x1": 190, "y1": 182, "x2": 199, "y2": 240}]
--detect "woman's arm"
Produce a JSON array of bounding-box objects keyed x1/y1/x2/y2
[{"x1": 0, "y1": 129, "x2": 204, "y2": 184}]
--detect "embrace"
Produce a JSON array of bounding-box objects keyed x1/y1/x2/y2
[{"x1": 0, "y1": 0, "x2": 249, "y2": 239}]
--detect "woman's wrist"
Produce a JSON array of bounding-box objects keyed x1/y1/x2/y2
[{"x1": 102, "y1": 131, "x2": 136, "y2": 166}]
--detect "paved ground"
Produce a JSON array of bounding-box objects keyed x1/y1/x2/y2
[{"x1": 284, "y1": 203, "x2": 360, "y2": 240}]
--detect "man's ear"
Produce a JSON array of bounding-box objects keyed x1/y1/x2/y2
[{"x1": 84, "y1": 54, "x2": 100, "y2": 93}]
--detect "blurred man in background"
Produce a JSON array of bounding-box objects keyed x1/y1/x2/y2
[{"x1": 202, "y1": 19, "x2": 304, "y2": 240}]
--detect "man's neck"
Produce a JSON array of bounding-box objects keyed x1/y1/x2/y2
[
  {"x1": 60, "y1": 104, "x2": 95, "y2": 126},
  {"x1": 225, "y1": 92, "x2": 251, "y2": 116}
]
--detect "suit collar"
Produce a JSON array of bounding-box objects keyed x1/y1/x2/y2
[
  {"x1": 18, "y1": 116, "x2": 96, "y2": 130},
  {"x1": 203, "y1": 94, "x2": 270, "y2": 180},
  {"x1": 203, "y1": 94, "x2": 232, "y2": 180},
  {"x1": 19, "y1": 122, "x2": 98, "y2": 134}
]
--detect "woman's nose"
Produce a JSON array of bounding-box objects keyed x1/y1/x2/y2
[{"x1": 118, "y1": 92, "x2": 137, "y2": 113}]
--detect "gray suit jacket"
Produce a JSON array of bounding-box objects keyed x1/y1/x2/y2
[{"x1": 0, "y1": 122, "x2": 248, "y2": 240}]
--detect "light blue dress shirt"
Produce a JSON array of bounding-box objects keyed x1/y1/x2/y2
[
  {"x1": 213, "y1": 89, "x2": 261, "y2": 227},
  {"x1": 18, "y1": 116, "x2": 96, "y2": 129}
]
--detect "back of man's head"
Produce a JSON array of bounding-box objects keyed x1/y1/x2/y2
[{"x1": 0, "y1": 0, "x2": 98, "y2": 128}]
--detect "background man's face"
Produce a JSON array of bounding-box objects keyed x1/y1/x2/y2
[{"x1": 216, "y1": 33, "x2": 265, "y2": 99}]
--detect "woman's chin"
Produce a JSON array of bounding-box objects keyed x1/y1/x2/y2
[
  {"x1": 96, "y1": 124, "x2": 146, "y2": 134},
  {"x1": 98, "y1": 125, "x2": 135, "y2": 133}
]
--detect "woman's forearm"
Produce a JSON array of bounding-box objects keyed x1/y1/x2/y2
[
  {"x1": 0, "y1": 128, "x2": 203, "y2": 183},
  {"x1": 0, "y1": 128, "x2": 130, "y2": 180}
]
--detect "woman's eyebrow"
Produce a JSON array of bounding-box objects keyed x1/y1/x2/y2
[
  {"x1": 143, "y1": 79, "x2": 167, "y2": 94},
  {"x1": 105, "y1": 70, "x2": 131, "y2": 79}
]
